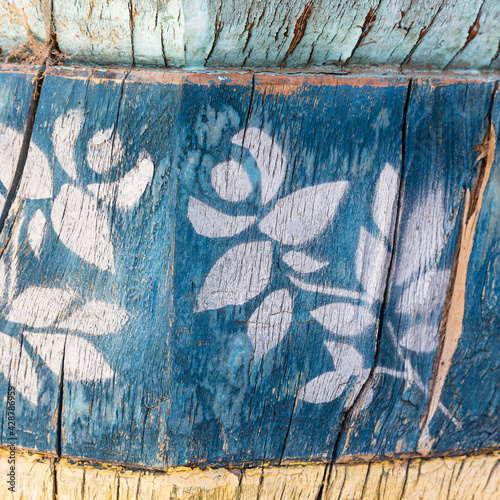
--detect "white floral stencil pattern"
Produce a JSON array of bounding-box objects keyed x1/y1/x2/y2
[
  {"x1": 0, "y1": 110, "x2": 154, "y2": 404},
  {"x1": 188, "y1": 127, "x2": 455, "y2": 419}
]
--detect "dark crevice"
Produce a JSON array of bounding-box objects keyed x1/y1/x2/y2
[
  {"x1": 55, "y1": 341, "x2": 67, "y2": 457},
  {"x1": 129, "y1": 0, "x2": 136, "y2": 66},
  {"x1": 0, "y1": 67, "x2": 45, "y2": 235},
  {"x1": 317, "y1": 78, "x2": 413, "y2": 498},
  {"x1": 205, "y1": 3, "x2": 224, "y2": 66}
]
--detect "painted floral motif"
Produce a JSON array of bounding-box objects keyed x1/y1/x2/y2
[
  {"x1": 0, "y1": 110, "x2": 154, "y2": 404},
  {"x1": 188, "y1": 126, "x2": 456, "y2": 422}
]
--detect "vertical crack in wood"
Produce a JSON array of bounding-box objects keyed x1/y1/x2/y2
[
  {"x1": 0, "y1": 68, "x2": 45, "y2": 235},
  {"x1": 204, "y1": 2, "x2": 224, "y2": 66},
  {"x1": 315, "y1": 78, "x2": 414, "y2": 499},
  {"x1": 55, "y1": 340, "x2": 67, "y2": 457},
  {"x1": 129, "y1": 0, "x2": 136, "y2": 66},
  {"x1": 418, "y1": 84, "x2": 498, "y2": 450},
  {"x1": 281, "y1": 2, "x2": 314, "y2": 67}
]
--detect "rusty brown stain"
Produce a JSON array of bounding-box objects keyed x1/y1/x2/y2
[
  {"x1": 418, "y1": 120, "x2": 496, "y2": 451},
  {"x1": 282, "y1": 3, "x2": 314, "y2": 65}
]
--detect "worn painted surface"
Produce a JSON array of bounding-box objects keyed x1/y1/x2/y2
[
  {"x1": 0, "y1": 1, "x2": 499, "y2": 69},
  {"x1": 0, "y1": 66, "x2": 499, "y2": 474},
  {"x1": 1, "y1": 447, "x2": 500, "y2": 499}
]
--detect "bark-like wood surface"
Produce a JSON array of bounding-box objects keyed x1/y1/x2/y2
[{"x1": 0, "y1": 1, "x2": 499, "y2": 69}]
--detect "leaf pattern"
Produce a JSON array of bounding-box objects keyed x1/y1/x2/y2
[
  {"x1": 372, "y1": 163, "x2": 398, "y2": 238},
  {"x1": 24, "y1": 333, "x2": 114, "y2": 381},
  {"x1": 51, "y1": 184, "x2": 115, "y2": 272},
  {"x1": 58, "y1": 301, "x2": 130, "y2": 335},
  {"x1": 282, "y1": 251, "x2": 328, "y2": 274},
  {"x1": 28, "y1": 209, "x2": 47, "y2": 258},
  {"x1": 399, "y1": 322, "x2": 439, "y2": 353},
  {"x1": 0, "y1": 332, "x2": 39, "y2": 404},
  {"x1": 196, "y1": 241, "x2": 273, "y2": 311},
  {"x1": 259, "y1": 182, "x2": 349, "y2": 245},
  {"x1": 116, "y1": 154, "x2": 154, "y2": 209},
  {"x1": 247, "y1": 289, "x2": 293, "y2": 361},
  {"x1": 6, "y1": 287, "x2": 77, "y2": 328},
  {"x1": 188, "y1": 197, "x2": 257, "y2": 238},
  {"x1": 232, "y1": 128, "x2": 286, "y2": 204},
  {"x1": 211, "y1": 160, "x2": 253, "y2": 202},
  {"x1": 311, "y1": 303, "x2": 376, "y2": 337},
  {"x1": 86, "y1": 128, "x2": 124, "y2": 174},
  {"x1": 52, "y1": 108, "x2": 85, "y2": 180}
]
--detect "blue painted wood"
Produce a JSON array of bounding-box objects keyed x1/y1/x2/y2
[{"x1": 0, "y1": 67, "x2": 499, "y2": 468}]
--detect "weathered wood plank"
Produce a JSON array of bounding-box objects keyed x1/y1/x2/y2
[
  {"x1": 1, "y1": 447, "x2": 499, "y2": 498},
  {"x1": 1, "y1": 1, "x2": 499, "y2": 69},
  {"x1": 337, "y1": 78, "x2": 498, "y2": 459}
]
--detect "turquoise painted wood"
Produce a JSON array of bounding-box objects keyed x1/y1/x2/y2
[
  {"x1": 1, "y1": 1, "x2": 499, "y2": 69},
  {"x1": 0, "y1": 66, "x2": 499, "y2": 469}
]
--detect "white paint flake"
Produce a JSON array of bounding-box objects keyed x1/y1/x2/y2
[
  {"x1": 196, "y1": 241, "x2": 273, "y2": 312},
  {"x1": 311, "y1": 303, "x2": 376, "y2": 336},
  {"x1": 259, "y1": 182, "x2": 349, "y2": 246},
  {"x1": 232, "y1": 128, "x2": 286, "y2": 205},
  {"x1": 58, "y1": 300, "x2": 130, "y2": 335},
  {"x1": 27, "y1": 209, "x2": 47, "y2": 258},
  {"x1": 52, "y1": 109, "x2": 85, "y2": 180},
  {"x1": 247, "y1": 289, "x2": 293, "y2": 361},
  {"x1": 282, "y1": 250, "x2": 328, "y2": 274},
  {"x1": 51, "y1": 184, "x2": 115, "y2": 272},
  {"x1": 211, "y1": 160, "x2": 253, "y2": 202},
  {"x1": 188, "y1": 197, "x2": 257, "y2": 238},
  {"x1": 6, "y1": 287, "x2": 77, "y2": 328}
]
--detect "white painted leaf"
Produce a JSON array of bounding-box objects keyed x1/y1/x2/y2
[
  {"x1": 211, "y1": 160, "x2": 253, "y2": 202},
  {"x1": 28, "y1": 209, "x2": 47, "y2": 258},
  {"x1": 0, "y1": 193, "x2": 4, "y2": 214},
  {"x1": 282, "y1": 250, "x2": 328, "y2": 274},
  {"x1": 6, "y1": 287, "x2": 77, "y2": 328},
  {"x1": 18, "y1": 141, "x2": 53, "y2": 199},
  {"x1": 299, "y1": 341, "x2": 366, "y2": 404},
  {"x1": 87, "y1": 128, "x2": 124, "y2": 174},
  {"x1": 0, "y1": 332, "x2": 39, "y2": 404},
  {"x1": 247, "y1": 289, "x2": 293, "y2": 361},
  {"x1": 395, "y1": 189, "x2": 446, "y2": 286},
  {"x1": 372, "y1": 163, "x2": 398, "y2": 238},
  {"x1": 52, "y1": 109, "x2": 85, "y2": 180},
  {"x1": 58, "y1": 300, "x2": 130, "y2": 335},
  {"x1": 116, "y1": 153, "x2": 154, "y2": 209},
  {"x1": 51, "y1": 184, "x2": 115, "y2": 272},
  {"x1": 356, "y1": 227, "x2": 389, "y2": 302},
  {"x1": 0, "y1": 259, "x2": 6, "y2": 303},
  {"x1": 399, "y1": 323, "x2": 439, "y2": 353},
  {"x1": 24, "y1": 333, "x2": 114, "y2": 381},
  {"x1": 196, "y1": 241, "x2": 273, "y2": 312},
  {"x1": 311, "y1": 303, "x2": 376, "y2": 336},
  {"x1": 188, "y1": 197, "x2": 257, "y2": 238},
  {"x1": 0, "y1": 124, "x2": 22, "y2": 190},
  {"x1": 259, "y1": 182, "x2": 349, "y2": 245},
  {"x1": 232, "y1": 128, "x2": 286, "y2": 204}
]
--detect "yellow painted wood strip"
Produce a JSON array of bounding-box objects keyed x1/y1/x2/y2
[{"x1": 1, "y1": 448, "x2": 499, "y2": 499}]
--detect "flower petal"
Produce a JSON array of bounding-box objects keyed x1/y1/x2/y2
[
  {"x1": 196, "y1": 241, "x2": 273, "y2": 312},
  {"x1": 28, "y1": 209, "x2": 47, "y2": 258},
  {"x1": 259, "y1": 182, "x2": 349, "y2": 245},
  {"x1": 356, "y1": 227, "x2": 389, "y2": 302},
  {"x1": 188, "y1": 197, "x2": 257, "y2": 238},
  {"x1": 116, "y1": 153, "x2": 154, "y2": 209},
  {"x1": 24, "y1": 333, "x2": 114, "y2": 381},
  {"x1": 311, "y1": 303, "x2": 376, "y2": 336},
  {"x1": 87, "y1": 128, "x2": 124, "y2": 174},
  {"x1": 6, "y1": 287, "x2": 78, "y2": 328},
  {"x1": 51, "y1": 184, "x2": 115, "y2": 272},
  {"x1": 372, "y1": 163, "x2": 398, "y2": 238},
  {"x1": 52, "y1": 109, "x2": 85, "y2": 180},
  {"x1": 232, "y1": 128, "x2": 286, "y2": 205},
  {"x1": 211, "y1": 160, "x2": 253, "y2": 202},
  {"x1": 247, "y1": 289, "x2": 293, "y2": 361},
  {"x1": 0, "y1": 332, "x2": 39, "y2": 404},
  {"x1": 282, "y1": 250, "x2": 328, "y2": 274},
  {"x1": 58, "y1": 300, "x2": 130, "y2": 335}
]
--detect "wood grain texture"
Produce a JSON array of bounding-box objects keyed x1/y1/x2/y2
[
  {"x1": 1, "y1": 1, "x2": 499, "y2": 69},
  {"x1": 0, "y1": 66, "x2": 500, "y2": 472},
  {"x1": 1, "y1": 447, "x2": 499, "y2": 499}
]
